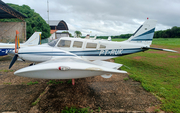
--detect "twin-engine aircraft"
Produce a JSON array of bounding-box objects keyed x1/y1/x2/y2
[
  {"x1": 0, "y1": 31, "x2": 41, "y2": 56},
  {"x1": 9, "y1": 19, "x2": 177, "y2": 85}
]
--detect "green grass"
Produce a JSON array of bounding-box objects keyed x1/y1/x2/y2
[
  {"x1": 3, "y1": 82, "x2": 11, "y2": 85},
  {"x1": 0, "y1": 69, "x2": 14, "y2": 72},
  {"x1": 123, "y1": 77, "x2": 129, "y2": 81},
  {"x1": 61, "y1": 106, "x2": 101, "y2": 113},
  {"x1": 46, "y1": 80, "x2": 63, "y2": 85},
  {"x1": 27, "y1": 81, "x2": 39, "y2": 85},
  {"x1": 67, "y1": 79, "x2": 72, "y2": 84},
  {"x1": 152, "y1": 38, "x2": 180, "y2": 47},
  {"x1": 114, "y1": 39, "x2": 180, "y2": 113},
  {"x1": 112, "y1": 38, "x2": 127, "y2": 42},
  {"x1": 31, "y1": 98, "x2": 40, "y2": 106}
]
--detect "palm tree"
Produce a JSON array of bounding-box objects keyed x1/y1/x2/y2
[{"x1": 74, "y1": 31, "x2": 82, "y2": 38}]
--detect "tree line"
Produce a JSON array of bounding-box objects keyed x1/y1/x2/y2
[
  {"x1": 93, "y1": 26, "x2": 180, "y2": 39},
  {"x1": 154, "y1": 26, "x2": 180, "y2": 38}
]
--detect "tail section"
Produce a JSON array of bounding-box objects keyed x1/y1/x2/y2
[
  {"x1": 127, "y1": 19, "x2": 157, "y2": 46},
  {"x1": 23, "y1": 32, "x2": 42, "y2": 45},
  {"x1": 108, "y1": 36, "x2": 111, "y2": 41}
]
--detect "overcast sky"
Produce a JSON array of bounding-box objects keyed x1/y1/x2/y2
[{"x1": 3, "y1": 0, "x2": 180, "y2": 36}]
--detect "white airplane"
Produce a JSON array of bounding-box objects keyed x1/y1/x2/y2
[
  {"x1": 9, "y1": 19, "x2": 177, "y2": 85},
  {"x1": 0, "y1": 31, "x2": 41, "y2": 56}
]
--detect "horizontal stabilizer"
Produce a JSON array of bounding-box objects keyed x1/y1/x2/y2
[{"x1": 143, "y1": 47, "x2": 178, "y2": 53}]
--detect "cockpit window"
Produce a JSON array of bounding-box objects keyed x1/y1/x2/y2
[
  {"x1": 57, "y1": 40, "x2": 71, "y2": 47},
  {"x1": 48, "y1": 39, "x2": 59, "y2": 47}
]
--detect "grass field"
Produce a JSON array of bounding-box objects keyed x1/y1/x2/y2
[
  {"x1": 112, "y1": 38, "x2": 127, "y2": 42},
  {"x1": 114, "y1": 38, "x2": 180, "y2": 113}
]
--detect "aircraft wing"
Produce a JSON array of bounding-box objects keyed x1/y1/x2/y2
[{"x1": 14, "y1": 57, "x2": 127, "y2": 79}]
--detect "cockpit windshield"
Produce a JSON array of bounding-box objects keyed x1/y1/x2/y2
[{"x1": 48, "y1": 39, "x2": 59, "y2": 47}]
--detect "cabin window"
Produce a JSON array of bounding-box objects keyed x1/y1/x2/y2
[
  {"x1": 100, "y1": 45, "x2": 106, "y2": 49},
  {"x1": 73, "y1": 41, "x2": 83, "y2": 48},
  {"x1": 86, "y1": 43, "x2": 97, "y2": 48},
  {"x1": 57, "y1": 40, "x2": 71, "y2": 47}
]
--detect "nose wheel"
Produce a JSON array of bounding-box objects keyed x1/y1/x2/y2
[{"x1": 29, "y1": 62, "x2": 36, "y2": 66}]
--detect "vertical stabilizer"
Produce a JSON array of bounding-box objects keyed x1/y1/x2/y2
[
  {"x1": 23, "y1": 32, "x2": 42, "y2": 45},
  {"x1": 108, "y1": 36, "x2": 111, "y2": 41},
  {"x1": 127, "y1": 19, "x2": 157, "y2": 46}
]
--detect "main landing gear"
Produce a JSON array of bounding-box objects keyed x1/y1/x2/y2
[{"x1": 29, "y1": 62, "x2": 35, "y2": 66}]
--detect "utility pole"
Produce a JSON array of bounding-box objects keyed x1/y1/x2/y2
[{"x1": 47, "y1": 0, "x2": 49, "y2": 24}]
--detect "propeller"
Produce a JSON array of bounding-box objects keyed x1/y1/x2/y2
[{"x1": 9, "y1": 30, "x2": 20, "y2": 69}]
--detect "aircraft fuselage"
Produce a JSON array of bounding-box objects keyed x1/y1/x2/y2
[{"x1": 17, "y1": 37, "x2": 148, "y2": 62}]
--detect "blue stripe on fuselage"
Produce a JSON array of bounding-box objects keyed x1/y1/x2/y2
[
  {"x1": 17, "y1": 48, "x2": 146, "y2": 57},
  {"x1": 70, "y1": 48, "x2": 144, "y2": 56},
  {"x1": 0, "y1": 48, "x2": 14, "y2": 56},
  {"x1": 18, "y1": 52, "x2": 75, "y2": 56}
]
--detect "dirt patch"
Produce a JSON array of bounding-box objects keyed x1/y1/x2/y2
[
  {"x1": 37, "y1": 75, "x2": 161, "y2": 112},
  {"x1": 0, "y1": 56, "x2": 161, "y2": 112},
  {"x1": 133, "y1": 56, "x2": 143, "y2": 60},
  {"x1": 0, "y1": 56, "x2": 49, "y2": 112},
  {"x1": 168, "y1": 56, "x2": 179, "y2": 58},
  {"x1": 0, "y1": 84, "x2": 47, "y2": 112}
]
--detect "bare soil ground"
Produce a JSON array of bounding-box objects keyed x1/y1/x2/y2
[{"x1": 0, "y1": 56, "x2": 161, "y2": 113}]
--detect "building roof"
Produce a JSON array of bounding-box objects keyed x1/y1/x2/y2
[
  {"x1": 46, "y1": 20, "x2": 69, "y2": 30},
  {"x1": 0, "y1": 0, "x2": 27, "y2": 20},
  {"x1": 50, "y1": 30, "x2": 57, "y2": 34}
]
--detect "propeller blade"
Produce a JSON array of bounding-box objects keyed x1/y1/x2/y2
[
  {"x1": 9, "y1": 30, "x2": 20, "y2": 69},
  {"x1": 15, "y1": 34, "x2": 17, "y2": 53},
  {"x1": 9, "y1": 54, "x2": 18, "y2": 69},
  {"x1": 15, "y1": 30, "x2": 20, "y2": 53}
]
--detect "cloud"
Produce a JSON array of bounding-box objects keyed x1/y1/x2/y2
[{"x1": 3, "y1": 0, "x2": 180, "y2": 36}]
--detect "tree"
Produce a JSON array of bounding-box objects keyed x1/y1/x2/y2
[
  {"x1": 0, "y1": 3, "x2": 51, "y2": 39},
  {"x1": 74, "y1": 31, "x2": 82, "y2": 38}
]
